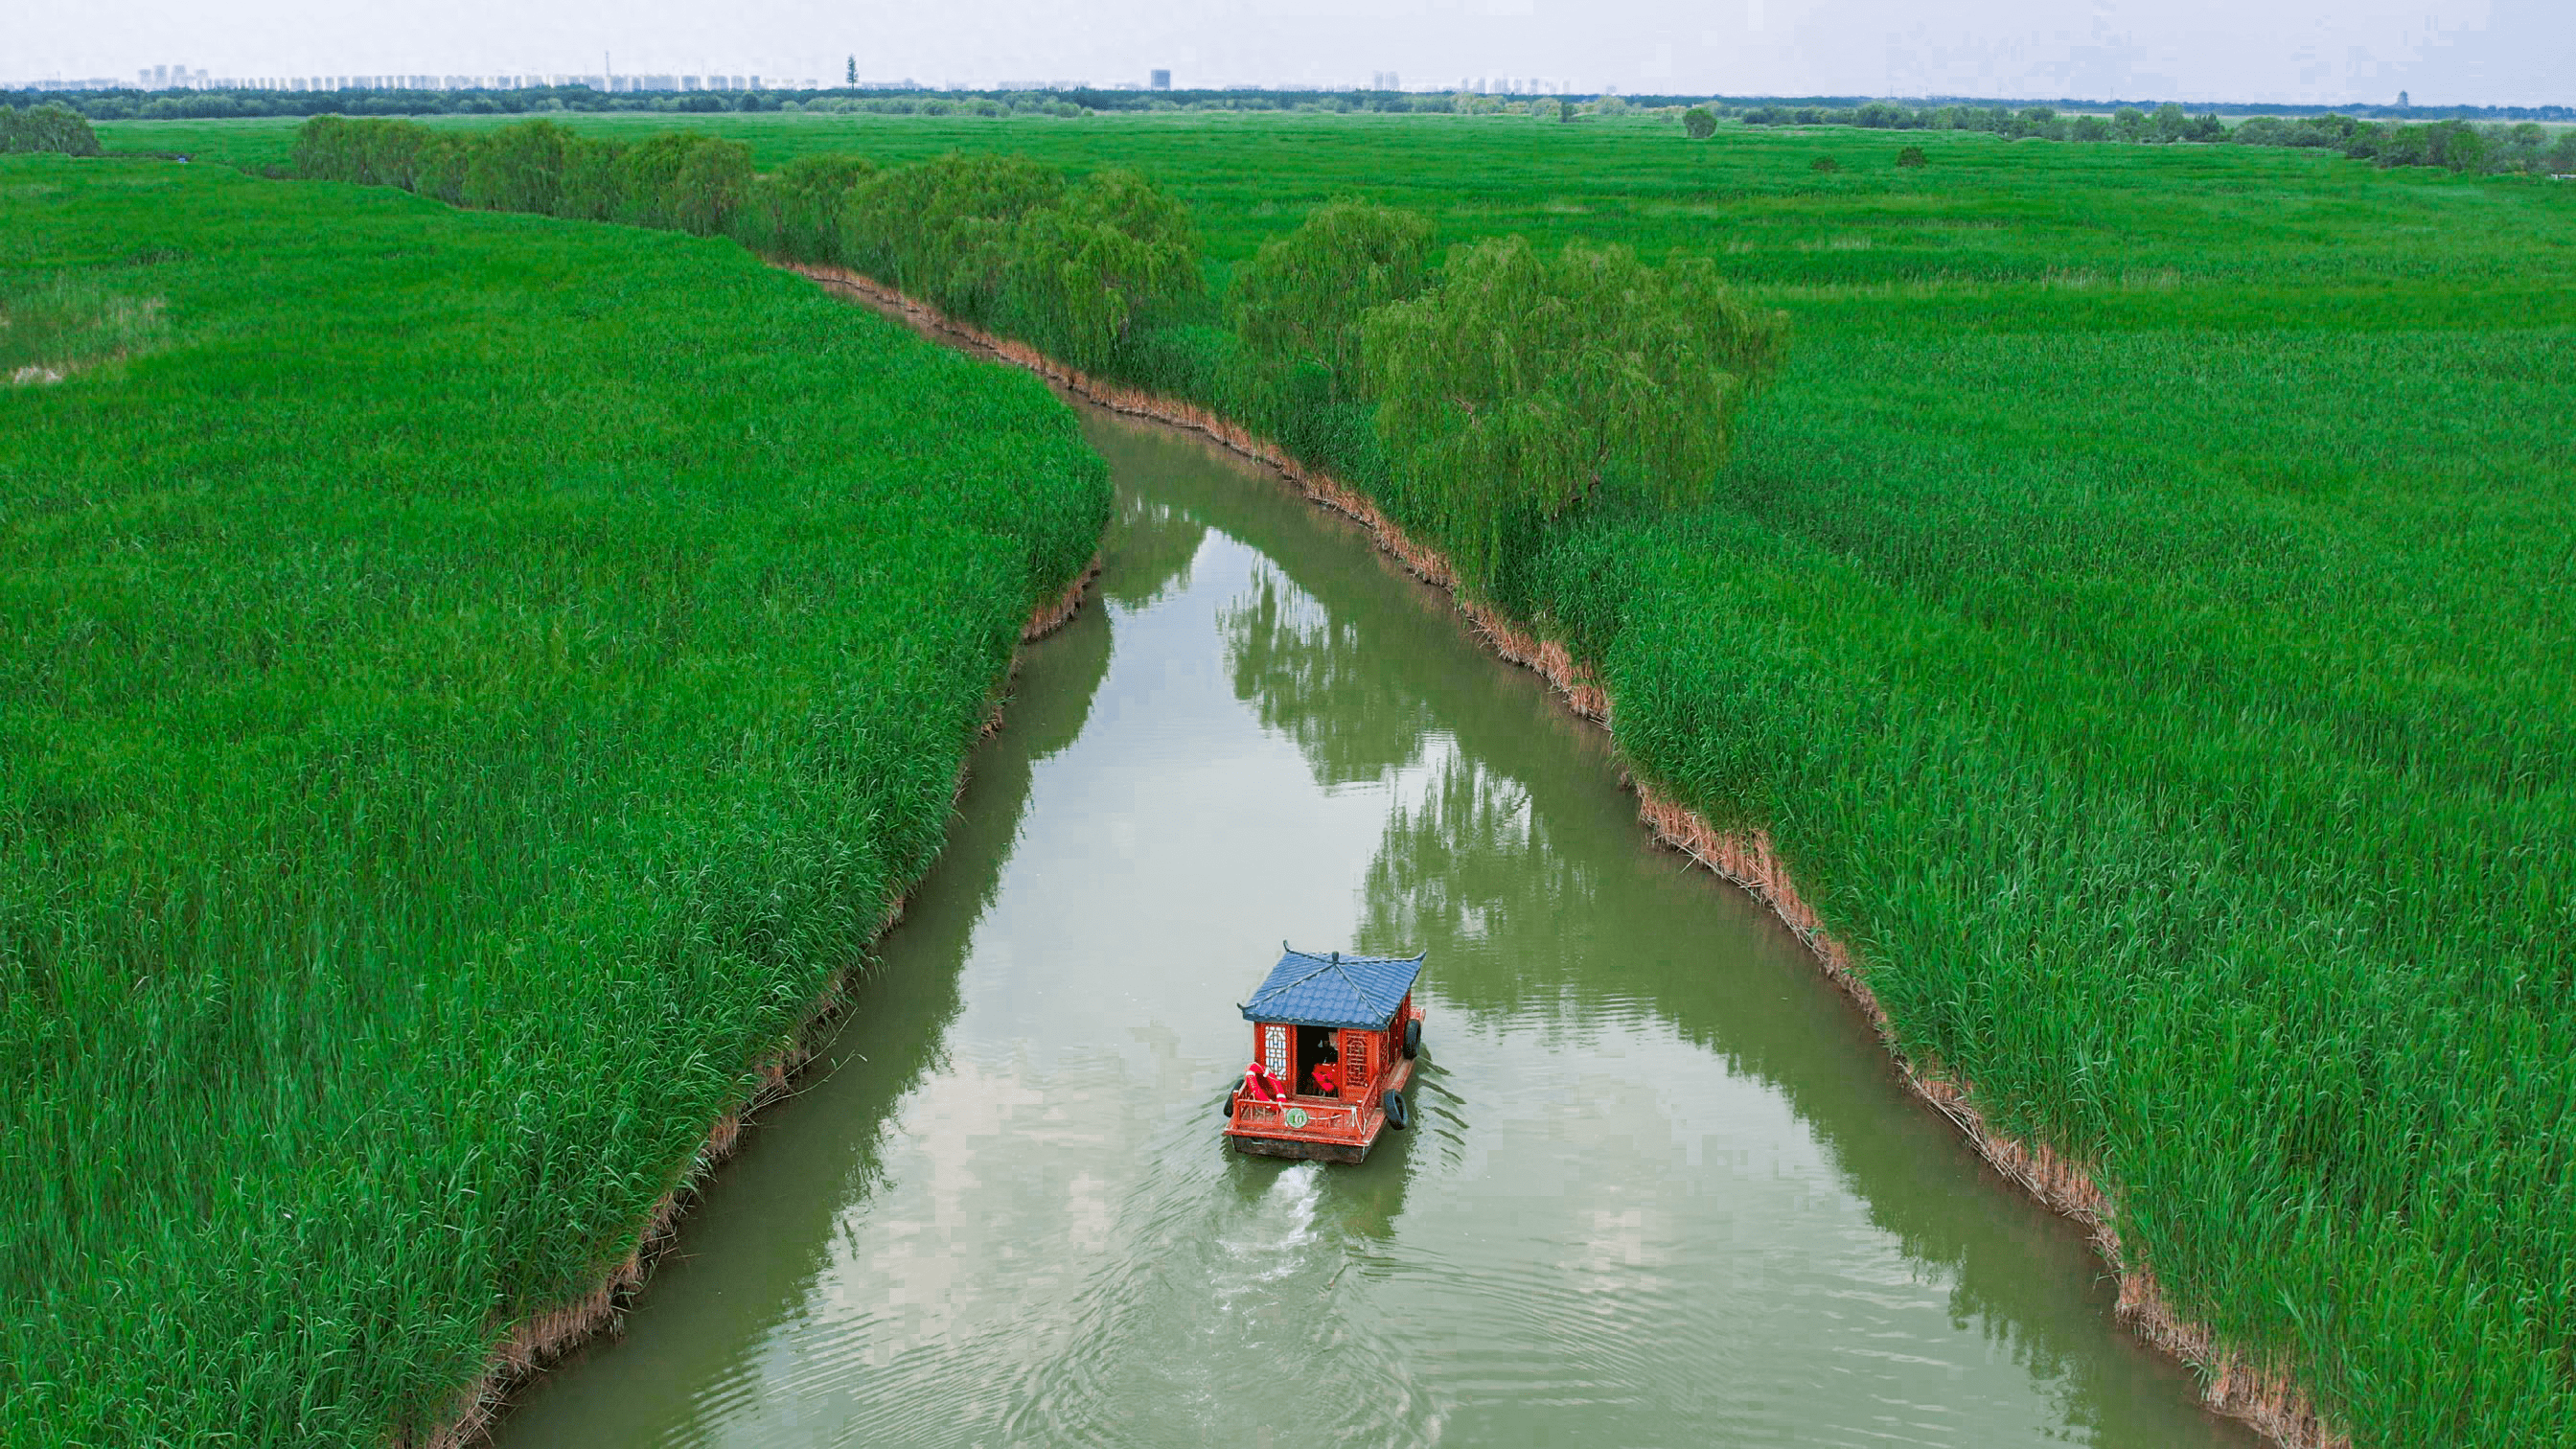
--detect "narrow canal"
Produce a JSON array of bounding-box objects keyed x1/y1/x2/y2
[{"x1": 494, "y1": 407, "x2": 2259, "y2": 1448}]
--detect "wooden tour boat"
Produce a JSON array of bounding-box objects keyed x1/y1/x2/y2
[{"x1": 1225, "y1": 945, "x2": 1426, "y2": 1163}]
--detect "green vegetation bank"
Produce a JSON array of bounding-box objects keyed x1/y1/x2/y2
[
  {"x1": 0, "y1": 155, "x2": 1106, "y2": 1440},
  {"x1": 277, "y1": 109, "x2": 2574, "y2": 1448}
]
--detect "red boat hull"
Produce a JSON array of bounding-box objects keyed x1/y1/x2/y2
[{"x1": 1229, "y1": 1131, "x2": 1374, "y2": 1164}]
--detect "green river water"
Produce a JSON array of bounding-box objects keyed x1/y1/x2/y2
[{"x1": 491, "y1": 406, "x2": 2260, "y2": 1448}]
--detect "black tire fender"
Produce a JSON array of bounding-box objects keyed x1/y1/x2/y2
[
  {"x1": 1402, "y1": 1018, "x2": 1422, "y2": 1059},
  {"x1": 1222, "y1": 1092, "x2": 1235, "y2": 1117},
  {"x1": 1384, "y1": 1090, "x2": 1411, "y2": 1131}
]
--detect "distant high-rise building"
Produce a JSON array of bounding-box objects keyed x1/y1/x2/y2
[
  {"x1": 1149, "y1": 68, "x2": 1171, "y2": 90},
  {"x1": 1370, "y1": 70, "x2": 1400, "y2": 90}
]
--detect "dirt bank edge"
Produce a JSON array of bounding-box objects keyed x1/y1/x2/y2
[
  {"x1": 409, "y1": 556, "x2": 1099, "y2": 1448},
  {"x1": 785, "y1": 260, "x2": 2346, "y2": 1449}
]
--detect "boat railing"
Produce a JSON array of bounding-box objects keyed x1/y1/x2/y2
[{"x1": 1232, "y1": 1093, "x2": 1361, "y2": 1132}]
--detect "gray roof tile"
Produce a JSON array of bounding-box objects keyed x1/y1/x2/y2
[{"x1": 1241, "y1": 945, "x2": 1424, "y2": 1030}]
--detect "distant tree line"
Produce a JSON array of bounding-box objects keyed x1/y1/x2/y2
[
  {"x1": 794, "y1": 94, "x2": 1089, "y2": 118},
  {"x1": 43, "y1": 78, "x2": 2566, "y2": 182},
  {"x1": 13, "y1": 84, "x2": 801, "y2": 124},
  {"x1": 22, "y1": 82, "x2": 2576, "y2": 168},
  {"x1": 2327, "y1": 117, "x2": 2576, "y2": 174},
  {"x1": 19, "y1": 81, "x2": 2574, "y2": 124},
  {"x1": 1739, "y1": 99, "x2": 2217, "y2": 140},
  {"x1": 1727, "y1": 100, "x2": 2576, "y2": 174},
  {"x1": 1671, "y1": 94, "x2": 2572, "y2": 123},
  {"x1": 4, "y1": 84, "x2": 1499, "y2": 124},
  {"x1": 289, "y1": 115, "x2": 1787, "y2": 595},
  {"x1": 0, "y1": 102, "x2": 100, "y2": 155}
]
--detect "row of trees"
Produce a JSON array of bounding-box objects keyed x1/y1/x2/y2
[
  {"x1": 292, "y1": 118, "x2": 1204, "y2": 371},
  {"x1": 628, "y1": 134, "x2": 1788, "y2": 579},
  {"x1": 21, "y1": 82, "x2": 2575, "y2": 127},
  {"x1": 1355, "y1": 232, "x2": 1786, "y2": 586},
  {"x1": 1739, "y1": 100, "x2": 2224, "y2": 141},
  {"x1": 1214, "y1": 198, "x2": 1788, "y2": 586},
  {"x1": 293, "y1": 116, "x2": 756, "y2": 234},
  {"x1": 288, "y1": 117, "x2": 1788, "y2": 592},
  {"x1": 728, "y1": 144, "x2": 1789, "y2": 563},
  {"x1": 792, "y1": 95, "x2": 1092, "y2": 119},
  {"x1": 0, "y1": 103, "x2": 100, "y2": 155},
  {"x1": 2335, "y1": 117, "x2": 2576, "y2": 174}
]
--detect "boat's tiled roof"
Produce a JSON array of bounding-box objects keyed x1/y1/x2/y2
[{"x1": 1241, "y1": 945, "x2": 1424, "y2": 1030}]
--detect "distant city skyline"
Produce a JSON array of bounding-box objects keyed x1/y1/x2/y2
[
  {"x1": 40, "y1": 65, "x2": 791, "y2": 93},
  {"x1": 34, "y1": 68, "x2": 1624, "y2": 97},
  {"x1": 12, "y1": 0, "x2": 2567, "y2": 106}
]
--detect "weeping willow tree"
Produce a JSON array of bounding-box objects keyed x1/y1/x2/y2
[
  {"x1": 292, "y1": 117, "x2": 756, "y2": 236},
  {"x1": 840, "y1": 153, "x2": 1068, "y2": 318},
  {"x1": 293, "y1": 115, "x2": 433, "y2": 188},
  {"x1": 611, "y1": 132, "x2": 755, "y2": 237},
  {"x1": 833, "y1": 156, "x2": 1197, "y2": 365},
  {"x1": 1003, "y1": 168, "x2": 1201, "y2": 370},
  {"x1": 0, "y1": 103, "x2": 101, "y2": 157},
  {"x1": 735, "y1": 153, "x2": 879, "y2": 263},
  {"x1": 1361, "y1": 236, "x2": 1786, "y2": 589},
  {"x1": 1230, "y1": 198, "x2": 1435, "y2": 401},
  {"x1": 456, "y1": 118, "x2": 574, "y2": 216}
]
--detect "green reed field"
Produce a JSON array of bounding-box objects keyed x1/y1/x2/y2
[
  {"x1": 81, "y1": 109, "x2": 2576, "y2": 1444},
  {"x1": 0, "y1": 154, "x2": 1105, "y2": 1442}
]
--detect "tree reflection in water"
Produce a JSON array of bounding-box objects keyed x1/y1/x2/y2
[
  {"x1": 1358, "y1": 748, "x2": 1599, "y2": 1011},
  {"x1": 1219, "y1": 561, "x2": 1438, "y2": 788},
  {"x1": 1219, "y1": 556, "x2": 1593, "y2": 1001},
  {"x1": 1100, "y1": 494, "x2": 1206, "y2": 612}
]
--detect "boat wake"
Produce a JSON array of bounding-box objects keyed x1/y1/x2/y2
[{"x1": 1211, "y1": 1162, "x2": 1326, "y2": 1312}]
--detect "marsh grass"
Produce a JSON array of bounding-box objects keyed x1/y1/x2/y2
[
  {"x1": 0, "y1": 271, "x2": 166, "y2": 380},
  {"x1": 0, "y1": 154, "x2": 1105, "y2": 1444}
]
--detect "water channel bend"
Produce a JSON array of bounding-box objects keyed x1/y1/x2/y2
[{"x1": 493, "y1": 407, "x2": 2259, "y2": 1449}]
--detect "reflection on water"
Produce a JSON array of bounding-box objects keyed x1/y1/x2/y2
[
  {"x1": 1222, "y1": 561, "x2": 1438, "y2": 789},
  {"x1": 1360, "y1": 748, "x2": 1598, "y2": 991},
  {"x1": 491, "y1": 410, "x2": 2255, "y2": 1449},
  {"x1": 1100, "y1": 494, "x2": 1206, "y2": 612}
]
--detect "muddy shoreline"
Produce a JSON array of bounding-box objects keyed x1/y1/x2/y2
[{"x1": 780, "y1": 260, "x2": 2343, "y2": 1449}]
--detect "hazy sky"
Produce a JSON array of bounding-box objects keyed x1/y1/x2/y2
[{"x1": 14, "y1": 0, "x2": 2565, "y2": 104}]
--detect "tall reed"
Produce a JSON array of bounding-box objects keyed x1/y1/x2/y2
[{"x1": 0, "y1": 153, "x2": 1106, "y2": 1443}]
